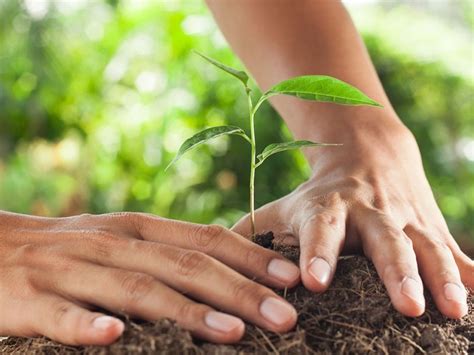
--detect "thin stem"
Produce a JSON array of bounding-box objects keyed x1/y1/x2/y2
[
  {"x1": 251, "y1": 92, "x2": 275, "y2": 117},
  {"x1": 247, "y1": 89, "x2": 256, "y2": 237}
]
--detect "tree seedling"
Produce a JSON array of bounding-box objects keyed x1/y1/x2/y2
[{"x1": 167, "y1": 51, "x2": 381, "y2": 237}]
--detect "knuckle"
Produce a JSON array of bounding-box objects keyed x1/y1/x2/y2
[
  {"x1": 107, "y1": 211, "x2": 143, "y2": 236},
  {"x1": 120, "y1": 272, "x2": 155, "y2": 310},
  {"x1": 380, "y1": 224, "x2": 413, "y2": 248},
  {"x1": 304, "y1": 194, "x2": 339, "y2": 211},
  {"x1": 366, "y1": 206, "x2": 385, "y2": 218},
  {"x1": 325, "y1": 191, "x2": 343, "y2": 205},
  {"x1": 190, "y1": 224, "x2": 225, "y2": 251},
  {"x1": 15, "y1": 243, "x2": 42, "y2": 262},
  {"x1": 244, "y1": 247, "x2": 266, "y2": 272},
  {"x1": 14, "y1": 244, "x2": 71, "y2": 272},
  {"x1": 92, "y1": 229, "x2": 118, "y2": 244},
  {"x1": 87, "y1": 230, "x2": 126, "y2": 259},
  {"x1": 380, "y1": 225, "x2": 403, "y2": 242},
  {"x1": 52, "y1": 302, "x2": 73, "y2": 327},
  {"x1": 371, "y1": 195, "x2": 390, "y2": 212},
  {"x1": 88, "y1": 239, "x2": 112, "y2": 259},
  {"x1": 174, "y1": 302, "x2": 202, "y2": 322},
  {"x1": 302, "y1": 198, "x2": 324, "y2": 212},
  {"x1": 382, "y1": 262, "x2": 415, "y2": 282},
  {"x1": 17, "y1": 242, "x2": 76, "y2": 272},
  {"x1": 128, "y1": 238, "x2": 154, "y2": 258},
  {"x1": 316, "y1": 212, "x2": 338, "y2": 226},
  {"x1": 116, "y1": 212, "x2": 142, "y2": 231},
  {"x1": 302, "y1": 193, "x2": 346, "y2": 218},
  {"x1": 50, "y1": 302, "x2": 82, "y2": 345},
  {"x1": 315, "y1": 211, "x2": 343, "y2": 231},
  {"x1": 232, "y1": 279, "x2": 267, "y2": 303},
  {"x1": 344, "y1": 176, "x2": 365, "y2": 190},
  {"x1": 437, "y1": 269, "x2": 456, "y2": 280},
  {"x1": 421, "y1": 238, "x2": 450, "y2": 253},
  {"x1": 175, "y1": 250, "x2": 209, "y2": 278}
]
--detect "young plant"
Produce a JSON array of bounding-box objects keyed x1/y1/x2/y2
[{"x1": 167, "y1": 51, "x2": 381, "y2": 237}]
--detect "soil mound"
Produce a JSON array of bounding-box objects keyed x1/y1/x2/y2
[{"x1": 1, "y1": 241, "x2": 472, "y2": 354}]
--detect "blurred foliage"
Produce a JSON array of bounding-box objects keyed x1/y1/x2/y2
[{"x1": 0, "y1": 0, "x2": 472, "y2": 249}]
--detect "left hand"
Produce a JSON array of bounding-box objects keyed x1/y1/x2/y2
[{"x1": 233, "y1": 121, "x2": 473, "y2": 319}]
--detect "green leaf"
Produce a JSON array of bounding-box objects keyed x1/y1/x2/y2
[
  {"x1": 264, "y1": 75, "x2": 382, "y2": 107},
  {"x1": 166, "y1": 126, "x2": 250, "y2": 170},
  {"x1": 194, "y1": 51, "x2": 249, "y2": 86},
  {"x1": 256, "y1": 140, "x2": 340, "y2": 167}
]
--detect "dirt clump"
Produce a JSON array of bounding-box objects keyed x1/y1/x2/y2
[{"x1": 1, "y1": 232, "x2": 472, "y2": 354}]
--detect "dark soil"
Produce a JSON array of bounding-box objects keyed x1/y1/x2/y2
[
  {"x1": 1, "y1": 232, "x2": 473, "y2": 354},
  {"x1": 253, "y1": 231, "x2": 275, "y2": 249}
]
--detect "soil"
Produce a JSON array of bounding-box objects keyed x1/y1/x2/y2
[{"x1": 1, "y1": 232, "x2": 472, "y2": 354}]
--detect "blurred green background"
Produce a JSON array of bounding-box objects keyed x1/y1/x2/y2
[{"x1": 0, "y1": 0, "x2": 473, "y2": 253}]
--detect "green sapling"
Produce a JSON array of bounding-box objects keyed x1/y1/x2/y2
[{"x1": 167, "y1": 51, "x2": 381, "y2": 237}]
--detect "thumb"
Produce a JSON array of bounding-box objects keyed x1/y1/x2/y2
[{"x1": 232, "y1": 199, "x2": 297, "y2": 245}]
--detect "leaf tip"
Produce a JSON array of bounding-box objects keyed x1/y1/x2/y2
[
  {"x1": 368, "y1": 98, "x2": 383, "y2": 107},
  {"x1": 192, "y1": 49, "x2": 249, "y2": 86}
]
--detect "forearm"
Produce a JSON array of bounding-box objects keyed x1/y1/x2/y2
[
  {"x1": 207, "y1": 0, "x2": 407, "y2": 165},
  {"x1": 210, "y1": 1, "x2": 473, "y2": 321}
]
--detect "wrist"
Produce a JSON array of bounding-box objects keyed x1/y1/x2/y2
[{"x1": 297, "y1": 110, "x2": 417, "y2": 170}]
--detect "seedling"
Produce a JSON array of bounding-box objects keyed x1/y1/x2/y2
[{"x1": 167, "y1": 52, "x2": 381, "y2": 237}]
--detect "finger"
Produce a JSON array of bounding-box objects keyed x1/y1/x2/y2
[
  {"x1": 231, "y1": 200, "x2": 290, "y2": 240},
  {"x1": 407, "y1": 227, "x2": 468, "y2": 319},
  {"x1": 110, "y1": 243, "x2": 297, "y2": 332},
  {"x1": 49, "y1": 247, "x2": 296, "y2": 334},
  {"x1": 29, "y1": 294, "x2": 124, "y2": 345},
  {"x1": 357, "y1": 211, "x2": 425, "y2": 317},
  {"x1": 298, "y1": 209, "x2": 346, "y2": 292},
  {"x1": 129, "y1": 214, "x2": 299, "y2": 288},
  {"x1": 38, "y1": 264, "x2": 245, "y2": 343},
  {"x1": 446, "y1": 237, "x2": 474, "y2": 289}
]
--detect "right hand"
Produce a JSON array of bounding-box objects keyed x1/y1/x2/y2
[{"x1": 0, "y1": 211, "x2": 300, "y2": 345}]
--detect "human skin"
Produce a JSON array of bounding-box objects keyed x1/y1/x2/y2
[
  {"x1": 0, "y1": 211, "x2": 300, "y2": 345},
  {"x1": 1, "y1": 1, "x2": 472, "y2": 348},
  {"x1": 206, "y1": 0, "x2": 473, "y2": 318}
]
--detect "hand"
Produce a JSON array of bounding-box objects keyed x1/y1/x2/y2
[
  {"x1": 0, "y1": 211, "x2": 300, "y2": 345},
  {"x1": 234, "y1": 121, "x2": 473, "y2": 319}
]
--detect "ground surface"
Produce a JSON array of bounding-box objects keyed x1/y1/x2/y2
[{"x1": 1, "y1": 235, "x2": 473, "y2": 354}]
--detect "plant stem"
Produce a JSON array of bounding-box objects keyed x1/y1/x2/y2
[{"x1": 246, "y1": 89, "x2": 256, "y2": 237}]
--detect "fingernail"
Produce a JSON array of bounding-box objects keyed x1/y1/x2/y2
[
  {"x1": 308, "y1": 257, "x2": 331, "y2": 285},
  {"x1": 444, "y1": 283, "x2": 467, "y2": 305},
  {"x1": 401, "y1": 277, "x2": 425, "y2": 307},
  {"x1": 260, "y1": 297, "x2": 297, "y2": 326},
  {"x1": 92, "y1": 316, "x2": 124, "y2": 332},
  {"x1": 267, "y1": 259, "x2": 300, "y2": 283},
  {"x1": 205, "y1": 311, "x2": 244, "y2": 333}
]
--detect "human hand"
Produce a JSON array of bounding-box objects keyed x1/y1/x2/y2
[
  {"x1": 0, "y1": 211, "x2": 300, "y2": 345},
  {"x1": 234, "y1": 121, "x2": 473, "y2": 319}
]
